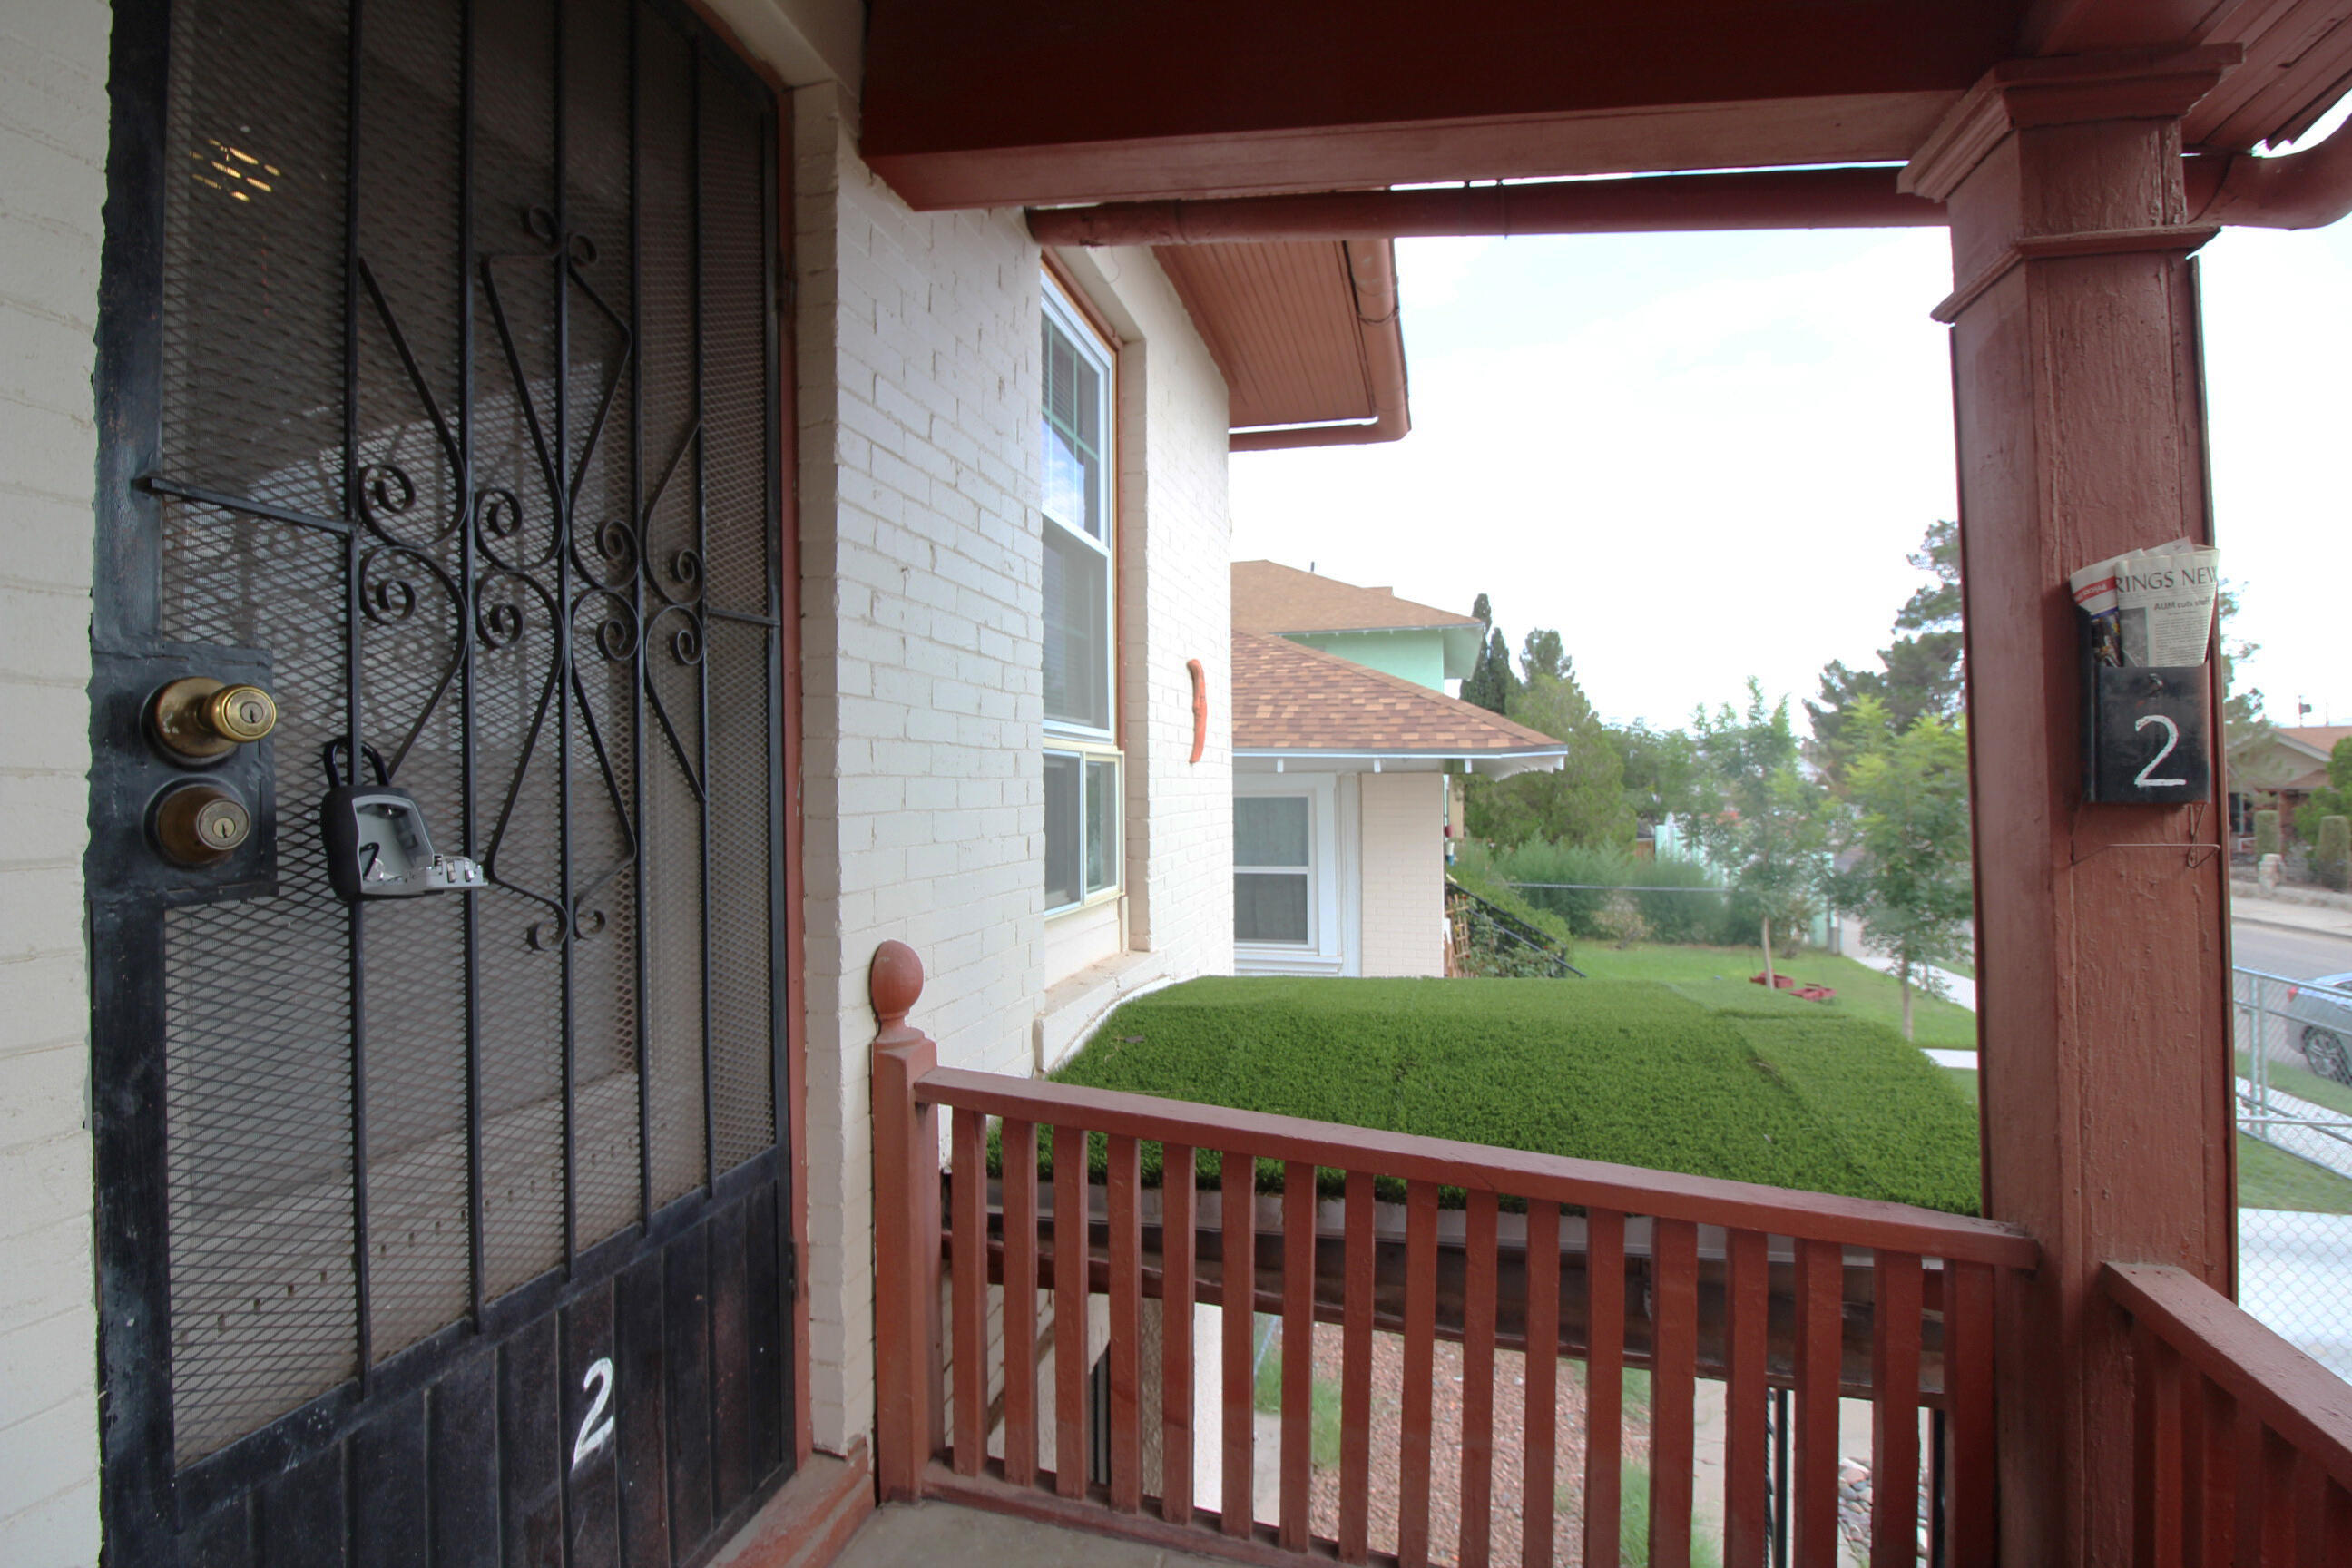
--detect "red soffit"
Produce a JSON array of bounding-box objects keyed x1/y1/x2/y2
[{"x1": 1152, "y1": 240, "x2": 1407, "y2": 446}]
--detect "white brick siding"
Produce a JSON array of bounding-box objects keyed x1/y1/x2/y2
[
  {"x1": 792, "y1": 86, "x2": 1235, "y2": 1455},
  {"x1": 0, "y1": 1, "x2": 109, "y2": 1560},
  {"x1": 1358, "y1": 773, "x2": 1447, "y2": 978}
]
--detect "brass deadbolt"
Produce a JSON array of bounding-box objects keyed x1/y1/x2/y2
[
  {"x1": 151, "y1": 677, "x2": 278, "y2": 761},
  {"x1": 154, "y1": 782, "x2": 252, "y2": 866}
]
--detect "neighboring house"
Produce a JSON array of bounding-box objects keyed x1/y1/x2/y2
[
  {"x1": 1229, "y1": 564, "x2": 1567, "y2": 976},
  {"x1": 1231, "y1": 558, "x2": 1485, "y2": 691},
  {"x1": 2230, "y1": 724, "x2": 2352, "y2": 833}
]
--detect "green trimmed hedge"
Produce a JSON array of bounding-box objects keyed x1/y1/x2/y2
[{"x1": 1038, "y1": 976, "x2": 1979, "y2": 1214}]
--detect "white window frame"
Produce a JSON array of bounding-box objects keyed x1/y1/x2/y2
[
  {"x1": 1234, "y1": 774, "x2": 1342, "y2": 968},
  {"x1": 1043, "y1": 275, "x2": 1121, "y2": 917}
]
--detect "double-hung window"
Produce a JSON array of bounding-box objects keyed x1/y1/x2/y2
[
  {"x1": 1042, "y1": 279, "x2": 1120, "y2": 914},
  {"x1": 1233, "y1": 794, "x2": 1314, "y2": 945}
]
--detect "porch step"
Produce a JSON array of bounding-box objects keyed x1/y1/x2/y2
[{"x1": 836, "y1": 1503, "x2": 1234, "y2": 1568}]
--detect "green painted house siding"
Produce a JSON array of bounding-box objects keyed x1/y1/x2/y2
[{"x1": 1288, "y1": 630, "x2": 1450, "y2": 691}]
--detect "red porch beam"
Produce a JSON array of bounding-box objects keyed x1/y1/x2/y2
[{"x1": 1031, "y1": 166, "x2": 1945, "y2": 249}]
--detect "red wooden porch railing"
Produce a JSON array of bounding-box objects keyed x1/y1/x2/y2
[
  {"x1": 871, "y1": 943, "x2": 2040, "y2": 1566},
  {"x1": 2104, "y1": 1262, "x2": 2352, "y2": 1565}
]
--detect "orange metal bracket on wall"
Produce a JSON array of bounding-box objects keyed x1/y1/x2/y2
[{"x1": 1187, "y1": 659, "x2": 1207, "y2": 763}]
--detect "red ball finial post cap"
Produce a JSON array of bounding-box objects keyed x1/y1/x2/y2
[{"x1": 869, "y1": 940, "x2": 925, "y2": 1028}]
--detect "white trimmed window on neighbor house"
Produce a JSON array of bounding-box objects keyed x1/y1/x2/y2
[{"x1": 1042, "y1": 276, "x2": 1121, "y2": 916}]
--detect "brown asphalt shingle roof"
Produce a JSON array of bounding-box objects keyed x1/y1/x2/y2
[
  {"x1": 1231, "y1": 559, "x2": 1483, "y2": 634},
  {"x1": 1231, "y1": 632, "x2": 1567, "y2": 755}
]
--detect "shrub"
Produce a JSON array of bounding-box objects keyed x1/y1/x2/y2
[
  {"x1": 2255, "y1": 808, "x2": 2280, "y2": 861},
  {"x1": 1464, "y1": 838, "x2": 1754, "y2": 946},
  {"x1": 1047, "y1": 976, "x2": 1981, "y2": 1212},
  {"x1": 2318, "y1": 816, "x2": 2351, "y2": 892}
]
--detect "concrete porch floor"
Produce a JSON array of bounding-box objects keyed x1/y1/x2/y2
[{"x1": 834, "y1": 1502, "x2": 1235, "y2": 1568}]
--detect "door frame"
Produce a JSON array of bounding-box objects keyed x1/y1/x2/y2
[{"x1": 86, "y1": 0, "x2": 808, "y2": 1552}]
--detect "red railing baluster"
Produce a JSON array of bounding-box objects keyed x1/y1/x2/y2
[
  {"x1": 1460, "y1": 1189, "x2": 1500, "y2": 1568},
  {"x1": 1793, "y1": 1237, "x2": 1843, "y2": 1568},
  {"x1": 1399, "y1": 1179, "x2": 1440, "y2": 1568},
  {"x1": 2290, "y1": 1446, "x2": 2326, "y2": 1568},
  {"x1": 1053, "y1": 1123, "x2": 1086, "y2": 1499},
  {"x1": 1523, "y1": 1199, "x2": 1562, "y2": 1568},
  {"x1": 1222, "y1": 1148, "x2": 1256, "y2": 1538},
  {"x1": 2200, "y1": 1376, "x2": 2237, "y2": 1565},
  {"x1": 2254, "y1": 1419, "x2": 2294, "y2": 1565},
  {"x1": 2180, "y1": 1366, "x2": 2209, "y2": 1568},
  {"x1": 1161, "y1": 1142, "x2": 1197, "y2": 1524},
  {"x1": 1280, "y1": 1162, "x2": 1317, "y2": 1551},
  {"x1": 2324, "y1": 1478, "x2": 2352, "y2": 1563},
  {"x1": 1108, "y1": 1133, "x2": 1144, "y2": 1511},
  {"x1": 1946, "y1": 1259, "x2": 1997, "y2": 1568},
  {"x1": 1868, "y1": 1249, "x2": 1921, "y2": 1568},
  {"x1": 2133, "y1": 1319, "x2": 2183, "y2": 1568},
  {"x1": 1002, "y1": 1118, "x2": 1039, "y2": 1488},
  {"x1": 950, "y1": 1105, "x2": 989, "y2": 1476},
  {"x1": 1722, "y1": 1229, "x2": 1770, "y2": 1568},
  {"x1": 1583, "y1": 1208, "x2": 1626, "y2": 1568},
  {"x1": 1651, "y1": 1217, "x2": 1700, "y2": 1568},
  {"x1": 1339, "y1": 1169, "x2": 1376, "y2": 1565}
]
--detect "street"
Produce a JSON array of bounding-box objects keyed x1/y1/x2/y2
[{"x1": 2232, "y1": 918, "x2": 2352, "y2": 981}]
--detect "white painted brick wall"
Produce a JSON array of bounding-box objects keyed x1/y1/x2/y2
[
  {"x1": 1358, "y1": 773, "x2": 1446, "y2": 978},
  {"x1": 0, "y1": 2, "x2": 109, "y2": 1562},
  {"x1": 792, "y1": 87, "x2": 1237, "y2": 1456}
]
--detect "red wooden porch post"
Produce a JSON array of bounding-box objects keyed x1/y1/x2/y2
[
  {"x1": 870, "y1": 940, "x2": 941, "y2": 1502},
  {"x1": 1902, "y1": 47, "x2": 2244, "y2": 1567}
]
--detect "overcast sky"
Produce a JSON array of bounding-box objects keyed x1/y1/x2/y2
[{"x1": 1230, "y1": 202, "x2": 2352, "y2": 735}]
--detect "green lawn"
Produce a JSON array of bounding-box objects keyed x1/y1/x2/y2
[
  {"x1": 1942, "y1": 1068, "x2": 2352, "y2": 1214},
  {"x1": 1571, "y1": 943, "x2": 1978, "y2": 1052},
  {"x1": 2236, "y1": 1046, "x2": 2352, "y2": 1117},
  {"x1": 1055, "y1": 975, "x2": 1982, "y2": 1212}
]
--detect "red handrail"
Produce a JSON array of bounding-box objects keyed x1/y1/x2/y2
[
  {"x1": 917, "y1": 1064, "x2": 2038, "y2": 1269},
  {"x1": 2104, "y1": 1260, "x2": 2352, "y2": 1563}
]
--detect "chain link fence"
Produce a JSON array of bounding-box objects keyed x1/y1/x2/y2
[{"x1": 2232, "y1": 966, "x2": 2352, "y2": 1379}]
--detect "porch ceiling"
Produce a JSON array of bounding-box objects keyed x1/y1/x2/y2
[{"x1": 862, "y1": 0, "x2": 2352, "y2": 211}]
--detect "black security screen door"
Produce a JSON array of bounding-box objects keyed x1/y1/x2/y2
[{"x1": 91, "y1": 0, "x2": 792, "y2": 1561}]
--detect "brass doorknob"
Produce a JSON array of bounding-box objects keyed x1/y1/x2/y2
[
  {"x1": 153, "y1": 782, "x2": 252, "y2": 866},
  {"x1": 151, "y1": 677, "x2": 278, "y2": 761}
]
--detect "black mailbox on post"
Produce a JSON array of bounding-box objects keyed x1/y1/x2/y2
[{"x1": 2083, "y1": 647, "x2": 2211, "y2": 805}]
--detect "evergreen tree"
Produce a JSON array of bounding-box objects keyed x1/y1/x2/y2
[
  {"x1": 1807, "y1": 520, "x2": 1965, "y2": 786},
  {"x1": 1461, "y1": 613, "x2": 1520, "y2": 716},
  {"x1": 1465, "y1": 649, "x2": 1634, "y2": 848}
]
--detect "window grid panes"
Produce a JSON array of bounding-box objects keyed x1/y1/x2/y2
[
  {"x1": 1234, "y1": 794, "x2": 1314, "y2": 946},
  {"x1": 1042, "y1": 276, "x2": 1121, "y2": 919}
]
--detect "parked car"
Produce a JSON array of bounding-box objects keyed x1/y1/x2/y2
[{"x1": 2286, "y1": 972, "x2": 2352, "y2": 1083}]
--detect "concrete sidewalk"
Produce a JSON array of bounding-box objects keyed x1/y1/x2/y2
[{"x1": 2230, "y1": 885, "x2": 2352, "y2": 941}]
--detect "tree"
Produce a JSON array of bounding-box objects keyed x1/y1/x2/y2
[
  {"x1": 1689, "y1": 681, "x2": 1828, "y2": 985},
  {"x1": 1465, "y1": 644, "x2": 1635, "y2": 848},
  {"x1": 1612, "y1": 721, "x2": 1703, "y2": 828},
  {"x1": 1460, "y1": 593, "x2": 1520, "y2": 716},
  {"x1": 2218, "y1": 583, "x2": 2284, "y2": 793},
  {"x1": 1829, "y1": 697, "x2": 1975, "y2": 1039},
  {"x1": 1520, "y1": 628, "x2": 1568, "y2": 682},
  {"x1": 1806, "y1": 520, "x2": 1965, "y2": 786},
  {"x1": 2294, "y1": 738, "x2": 2352, "y2": 844}
]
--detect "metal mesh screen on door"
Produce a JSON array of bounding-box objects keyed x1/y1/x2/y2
[{"x1": 148, "y1": 0, "x2": 783, "y2": 1466}]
